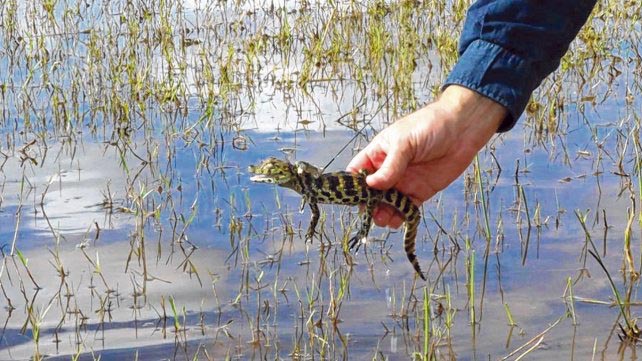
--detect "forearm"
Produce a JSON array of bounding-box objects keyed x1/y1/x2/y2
[
  {"x1": 437, "y1": 85, "x2": 505, "y2": 151},
  {"x1": 444, "y1": 0, "x2": 597, "y2": 131}
]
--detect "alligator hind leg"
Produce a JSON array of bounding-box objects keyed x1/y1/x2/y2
[{"x1": 349, "y1": 197, "x2": 376, "y2": 252}]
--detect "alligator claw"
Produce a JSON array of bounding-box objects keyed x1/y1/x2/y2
[
  {"x1": 348, "y1": 236, "x2": 363, "y2": 253},
  {"x1": 305, "y1": 231, "x2": 315, "y2": 243}
]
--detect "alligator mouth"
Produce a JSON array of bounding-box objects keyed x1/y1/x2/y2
[{"x1": 250, "y1": 174, "x2": 275, "y2": 183}]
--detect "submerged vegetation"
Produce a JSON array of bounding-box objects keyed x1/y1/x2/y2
[{"x1": 0, "y1": 0, "x2": 641, "y2": 359}]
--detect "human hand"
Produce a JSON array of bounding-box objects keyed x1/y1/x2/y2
[{"x1": 347, "y1": 85, "x2": 507, "y2": 228}]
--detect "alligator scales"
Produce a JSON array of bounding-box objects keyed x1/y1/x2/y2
[{"x1": 249, "y1": 157, "x2": 425, "y2": 280}]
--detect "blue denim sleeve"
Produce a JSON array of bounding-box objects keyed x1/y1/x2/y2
[{"x1": 443, "y1": 0, "x2": 597, "y2": 132}]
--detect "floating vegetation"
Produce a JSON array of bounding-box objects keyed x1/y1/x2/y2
[{"x1": 0, "y1": 0, "x2": 641, "y2": 360}]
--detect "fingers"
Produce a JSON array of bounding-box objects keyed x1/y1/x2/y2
[
  {"x1": 347, "y1": 136, "x2": 412, "y2": 189},
  {"x1": 373, "y1": 205, "x2": 404, "y2": 228},
  {"x1": 366, "y1": 145, "x2": 410, "y2": 190},
  {"x1": 346, "y1": 143, "x2": 378, "y2": 174},
  {"x1": 346, "y1": 127, "x2": 412, "y2": 229}
]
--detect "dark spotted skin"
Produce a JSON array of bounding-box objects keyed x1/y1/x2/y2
[{"x1": 249, "y1": 157, "x2": 425, "y2": 281}]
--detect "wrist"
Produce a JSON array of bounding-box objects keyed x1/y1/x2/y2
[
  {"x1": 437, "y1": 85, "x2": 507, "y2": 148},
  {"x1": 439, "y1": 85, "x2": 506, "y2": 130}
]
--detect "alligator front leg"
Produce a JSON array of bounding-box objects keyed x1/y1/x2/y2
[
  {"x1": 305, "y1": 199, "x2": 320, "y2": 243},
  {"x1": 349, "y1": 197, "x2": 376, "y2": 252}
]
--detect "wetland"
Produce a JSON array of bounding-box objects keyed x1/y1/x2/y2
[{"x1": 1, "y1": 0, "x2": 642, "y2": 360}]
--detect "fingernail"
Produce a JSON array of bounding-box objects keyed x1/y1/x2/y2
[{"x1": 373, "y1": 208, "x2": 390, "y2": 225}]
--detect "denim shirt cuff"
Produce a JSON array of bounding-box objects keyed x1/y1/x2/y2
[{"x1": 443, "y1": 39, "x2": 538, "y2": 132}]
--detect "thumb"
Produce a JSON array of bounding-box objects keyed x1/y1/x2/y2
[{"x1": 366, "y1": 146, "x2": 410, "y2": 190}]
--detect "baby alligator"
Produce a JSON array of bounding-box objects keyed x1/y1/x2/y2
[{"x1": 248, "y1": 157, "x2": 425, "y2": 280}]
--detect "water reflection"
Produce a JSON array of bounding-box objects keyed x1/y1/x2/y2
[
  {"x1": 1, "y1": 142, "x2": 133, "y2": 242},
  {"x1": 0, "y1": 121, "x2": 638, "y2": 360},
  {"x1": 1, "y1": 0, "x2": 641, "y2": 360}
]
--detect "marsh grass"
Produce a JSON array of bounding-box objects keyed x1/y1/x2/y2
[{"x1": 0, "y1": 0, "x2": 641, "y2": 360}]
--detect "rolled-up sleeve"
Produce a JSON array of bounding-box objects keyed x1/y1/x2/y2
[{"x1": 443, "y1": 0, "x2": 597, "y2": 132}]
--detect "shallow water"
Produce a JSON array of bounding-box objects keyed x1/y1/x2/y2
[{"x1": 1, "y1": 1, "x2": 642, "y2": 360}]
